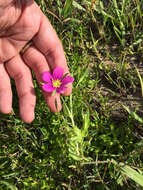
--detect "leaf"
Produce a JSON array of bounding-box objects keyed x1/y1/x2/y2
[
  {"x1": 135, "y1": 66, "x2": 143, "y2": 97},
  {"x1": 0, "y1": 181, "x2": 18, "y2": 190},
  {"x1": 76, "y1": 68, "x2": 89, "y2": 88},
  {"x1": 121, "y1": 165, "x2": 143, "y2": 187},
  {"x1": 82, "y1": 111, "x2": 90, "y2": 137},
  {"x1": 73, "y1": 1, "x2": 86, "y2": 11},
  {"x1": 123, "y1": 105, "x2": 143, "y2": 124},
  {"x1": 52, "y1": 89, "x2": 57, "y2": 96},
  {"x1": 63, "y1": 18, "x2": 81, "y2": 23},
  {"x1": 61, "y1": 72, "x2": 68, "y2": 80},
  {"x1": 62, "y1": 0, "x2": 73, "y2": 18},
  {"x1": 69, "y1": 152, "x2": 83, "y2": 161},
  {"x1": 55, "y1": 98, "x2": 58, "y2": 111}
]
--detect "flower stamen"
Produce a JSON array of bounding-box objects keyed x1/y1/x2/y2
[{"x1": 52, "y1": 79, "x2": 62, "y2": 88}]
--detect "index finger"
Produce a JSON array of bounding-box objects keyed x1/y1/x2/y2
[{"x1": 32, "y1": 8, "x2": 72, "y2": 96}]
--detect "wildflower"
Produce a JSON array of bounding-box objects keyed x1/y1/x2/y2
[{"x1": 42, "y1": 67, "x2": 74, "y2": 94}]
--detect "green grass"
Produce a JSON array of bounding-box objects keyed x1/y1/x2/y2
[{"x1": 1, "y1": 0, "x2": 143, "y2": 189}]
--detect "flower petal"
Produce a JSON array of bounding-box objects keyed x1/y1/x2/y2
[
  {"x1": 53, "y1": 67, "x2": 63, "y2": 80},
  {"x1": 61, "y1": 76, "x2": 74, "y2": 85},
  {"x1": 42, "y1": 72, "x2": 52, "y2": 84},
  {"x1": 42, "y1": 84, "x2": 56, "y2": 92},
  {"x1": 57, "y1": 85, "x2": 67, "y2": 94}
]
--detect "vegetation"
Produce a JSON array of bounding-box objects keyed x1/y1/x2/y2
[{"x1": 1, "y1": 0, "x2": 143, "y2": 189}]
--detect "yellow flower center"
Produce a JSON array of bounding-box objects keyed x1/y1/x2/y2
[{"x1": 52, "y1": 79, "x2": 61, "y2": 88}]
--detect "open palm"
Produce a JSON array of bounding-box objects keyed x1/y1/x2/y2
[{"x1": 0, "y1": 1, "x2": 72, "y2": 123}]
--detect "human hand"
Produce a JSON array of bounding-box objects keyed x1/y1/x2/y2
[{"x1": 0, "y1": 0, "x2": 72, "y2": 123}]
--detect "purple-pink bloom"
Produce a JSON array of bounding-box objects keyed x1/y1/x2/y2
[{"x1": 42, "y1": 67, "x2": 74, "y2": 94}]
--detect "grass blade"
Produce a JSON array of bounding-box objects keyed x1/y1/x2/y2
[
  {"x1": 73, "y1": 1, "x2": 86, "y2": 11},
  {"x1": 121, "y1": 165, "x2": 143, "y2": 187},
  {"x1": 123, "y1": 105, "x2": 143, "y2": 124},
  {"x1": 0, "y1": 181, "x2": 18, "y2": 190},
  {"x1": 135, "y1": 66, "x2": 143, "y2": 97},
  {"x1": 62, "y1": 0, "x2": 73, "y2": 18}
]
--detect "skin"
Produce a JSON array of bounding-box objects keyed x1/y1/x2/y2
[{"x1": 0, "y1": 0, "x2": 72, "y2": 123}]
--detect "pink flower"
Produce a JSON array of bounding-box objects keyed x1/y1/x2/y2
[{"x1": 42, "y1": 67, "x2": 74, "y2": 94}]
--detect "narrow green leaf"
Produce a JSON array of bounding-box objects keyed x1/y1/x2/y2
[
  {"x1": 62, "y1": 0, "x2": 73, "y2": 18},
  {"x1": 76, "y1": 68, "x2": 88, "y2": 88},
  {"x1": 73, "y1": 1, "x2": 86, "y2": 11},
  {"x1": 123, "y1": 105, "x2": 143, "y2": 124},
  {"x1": 0, "y1": 181, "x2": 18, "y2": 190},
  {"x1": 55, "y1": 98, "x2": 58, "y2": 111},
  {"x1": 61, "y1": 72, "x2": 68, "y2": 80},
  {"x1": 52, "y1": 89, "x2": 57, "y2": 96},
  {"x1": 135, "y1": 66, "x2": 143, "y2": 97},
  {"x1": 121, "y1": 165, "x2": 143, "y2": 187}
]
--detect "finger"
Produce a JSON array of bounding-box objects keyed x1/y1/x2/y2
[
  {"x1": 0, "y1": 63, "x2": 12, "y2": 113},
  {"x1": 5, "y1": 55, "x2": 36, "y2": 123},
  {"x1": 32, "y1": 13, "x2": 72, "y2": 96},
  {"x1": 22, "y1": 46, "x2": 62, "y2": 112}
]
